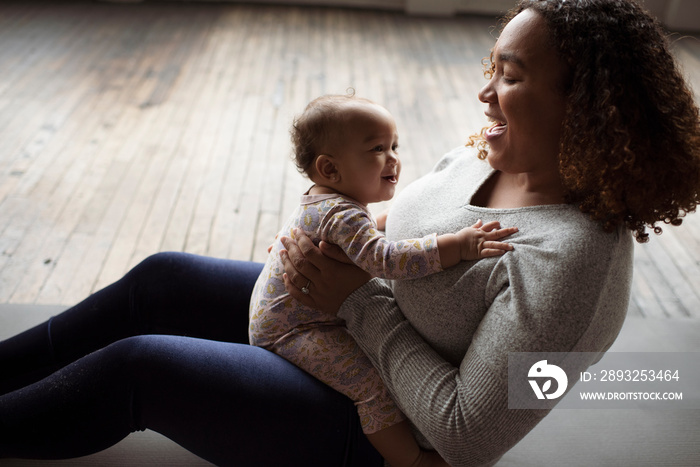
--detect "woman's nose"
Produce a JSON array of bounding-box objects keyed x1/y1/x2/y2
[{"x1": 478, "y1": 79, "x2": 495, "y2": 104}]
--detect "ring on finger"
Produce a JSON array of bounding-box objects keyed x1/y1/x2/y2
[{"x1": 301, "y1": 280, "x2": 311, "y2": 295}]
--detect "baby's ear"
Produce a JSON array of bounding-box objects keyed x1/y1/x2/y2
[{"x1": 315, "y1": 155, "x2": 340, "y2": 182}]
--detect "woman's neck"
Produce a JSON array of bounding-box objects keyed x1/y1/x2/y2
[{"x1": 472, "y1": 171, "x2": 566, "y2": 209}]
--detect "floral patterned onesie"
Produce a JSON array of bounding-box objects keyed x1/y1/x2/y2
[{"x1": 249, "y1": 191, "x2": 442, "y2": 434}]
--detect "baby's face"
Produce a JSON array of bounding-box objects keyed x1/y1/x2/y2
[{"x1": 328, "y1": 102, "x2": 401, "y2": 205}]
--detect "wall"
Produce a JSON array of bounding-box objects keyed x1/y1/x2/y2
[{"x1": 121, "y1": 0, "x2": 700, "y2": 31}]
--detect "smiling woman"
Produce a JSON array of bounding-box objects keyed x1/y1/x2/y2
[
  {"x1": 473, "y1": 8, "x2": 570, "y2": 209},
  {"x1": 471, "y1": 0, "x2": 700, "y2": 241},
  {"x1": 277, "y1": 1, "x2": 700, "y2": 466}
]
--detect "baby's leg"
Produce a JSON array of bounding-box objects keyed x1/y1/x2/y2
[{"x1": 271, "y1": 325, "x2": 447, "y2": 467}]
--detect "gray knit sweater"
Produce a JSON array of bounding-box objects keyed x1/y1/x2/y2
[{"x1": 338, "y1": 146, "x2": 634, "y2": 467}]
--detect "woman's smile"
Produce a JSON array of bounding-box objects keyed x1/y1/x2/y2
[{"x1": 485, "y1": 121, "x2": 507, "y2": 142}]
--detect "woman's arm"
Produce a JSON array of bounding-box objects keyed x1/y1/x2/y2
[
  {"x1": 281, "y1": 229, "x2": 632, "y2": 467},
  {"x1": 337, "y1": 278, "x2": 542, "y2": 466},
  {"x1": 280, "y1": 233, "x2": 526, "y2": 466},
  {"x1": 280, "y1": 234, "x2": 533, "y2": 466},
  {"x1": 341, "y1": 234, "x2": 632, "y2": 466}
]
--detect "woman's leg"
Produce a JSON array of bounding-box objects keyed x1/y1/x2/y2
[
  {"x1": 0, "y1": 252, "x2": 264, "y2": 395},
  {"x1": 0, "y1": 334, "x2": 383, "y2": 466}
]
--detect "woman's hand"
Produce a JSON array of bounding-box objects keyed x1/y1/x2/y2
[
  {"x1": 375, "y1": 209, "x2": 390, "y2": 231},
  {"x1": 280, "y1": 228, "x2": 372, "y2": 316}
]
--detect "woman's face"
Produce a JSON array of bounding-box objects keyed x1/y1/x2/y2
[{"x1": 478, "y1": 9, "x2": 569, "y2": 180}]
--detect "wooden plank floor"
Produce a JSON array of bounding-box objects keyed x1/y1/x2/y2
[{"x1": 1, "y1": 1, "x2": 700, "y2": 318}]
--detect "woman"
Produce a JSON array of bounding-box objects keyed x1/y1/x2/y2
[
  {"x1": 280, "y1": 2, "x2": 698, "y2": 464},
  {"x1": 1, "y1": 1, "x2": 699, "y2": 466}
]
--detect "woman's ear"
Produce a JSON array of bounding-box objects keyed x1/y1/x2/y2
[{"x1": 315, "y1": 155, "x2": 340, "y2": 183}]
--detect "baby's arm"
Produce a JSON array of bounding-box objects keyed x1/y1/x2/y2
[
  {"x1": 437, "y1": 220, "x2": 517, "y2": 268},
  {"x1": 322, "y1": 203, "x2": 515, "y2": 279},
  {"x1": 321, "y1": 203, "x2": 443, "y2": 280}
]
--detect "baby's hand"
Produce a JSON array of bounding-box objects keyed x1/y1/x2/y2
[{"x1": 457, "y1": 219, "x2": 518, "y2": 260}]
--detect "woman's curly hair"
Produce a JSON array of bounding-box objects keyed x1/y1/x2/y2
[{"x1": 469, "y1": 0, "x2": 700, "y2": 242}]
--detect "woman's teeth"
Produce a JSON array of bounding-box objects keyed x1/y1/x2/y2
[{"x1": 486, "y1": 122, "x2": 507, "y2": 138}]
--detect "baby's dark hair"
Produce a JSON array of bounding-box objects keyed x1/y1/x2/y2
[{"x1": 291, "y1": 91, "x2": 374, "y2": 177}]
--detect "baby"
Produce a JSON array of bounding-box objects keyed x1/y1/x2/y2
[{"x1": 249, "y1": 94, "x2": 516, "y2": 467}]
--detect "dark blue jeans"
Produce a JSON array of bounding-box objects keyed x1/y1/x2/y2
[{"x1": 0, "y1": 252, "x2": 381, "y2": 466}]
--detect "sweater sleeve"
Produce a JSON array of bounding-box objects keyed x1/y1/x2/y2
[
  {"x1": 338, "y1": 280, "x2": 540, "y2": 467},
  {"x1": 320, "y1": 203, "x2": 443, "y2": 280},
  {"x1": 337, "y1": 229, "x2": 631, "y2": 466}
]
